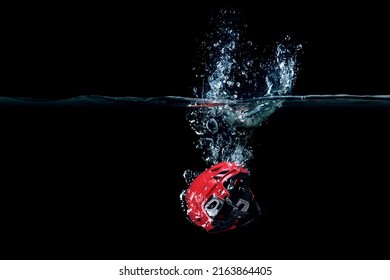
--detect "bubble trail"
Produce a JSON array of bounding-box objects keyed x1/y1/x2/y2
[{"x1": 185, "y1": 8, "x2": 302, "y2": 171}]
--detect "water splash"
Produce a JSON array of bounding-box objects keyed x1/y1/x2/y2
[
  {"x1": 264, "y1": 35, "x2": 302, "y2": 96},
  {"x1": 185, "y1": 9, "x2": 302, "y2": 170},
  {"x1": 192, "y1": 8, "x2": 261, "y2": 100}
]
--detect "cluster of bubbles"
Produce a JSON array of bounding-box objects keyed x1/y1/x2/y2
[{"x1": 184, "y1": 8, "x2": 302, "y2": 179}]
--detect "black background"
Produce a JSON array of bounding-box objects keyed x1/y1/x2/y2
[
  {"x1": 4, "y1": 1, "x2": 390, "y2": 97},
  {"x1": 2, "y1": 2, "x2": 390, "y2": 260}
]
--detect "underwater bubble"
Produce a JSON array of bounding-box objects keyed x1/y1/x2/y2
[
  {"x1": 206, "y1": 118, "x2": 219, "y2": 134},
  {"x1": 183, "y1": 169, "x2": 201, "y2": 186}
]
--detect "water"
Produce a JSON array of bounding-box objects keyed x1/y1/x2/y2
[{"x1": 1, "y1": 93, "x2": 390, "y2": 259}]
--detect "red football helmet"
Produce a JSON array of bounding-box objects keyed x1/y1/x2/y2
[{"x1": 183, "y1": 162, "x2": 261, "y2": 233}]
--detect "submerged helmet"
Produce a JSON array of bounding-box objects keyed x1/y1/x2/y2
[{"x1": 183, "y1": 162, "x2": 261, "y2": 233}]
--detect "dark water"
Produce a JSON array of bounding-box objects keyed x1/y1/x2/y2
[{"x1": 1, "y1": 95, "x2": 389, "y2": 260}]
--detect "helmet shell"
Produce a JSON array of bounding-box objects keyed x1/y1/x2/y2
[{"x1": 184, "y1": 162, "x2": 254, "y2": 232}]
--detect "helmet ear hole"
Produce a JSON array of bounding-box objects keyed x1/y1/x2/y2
[
  {"x1": 207, "y1": 200, "x2": 218, "y2": 209},
  {"x1": 236, "y1": 198, "x2": 250, "y2": 212},
  {"x1": 205, "y1": 196, "x2": 224, "y2": 218}
]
